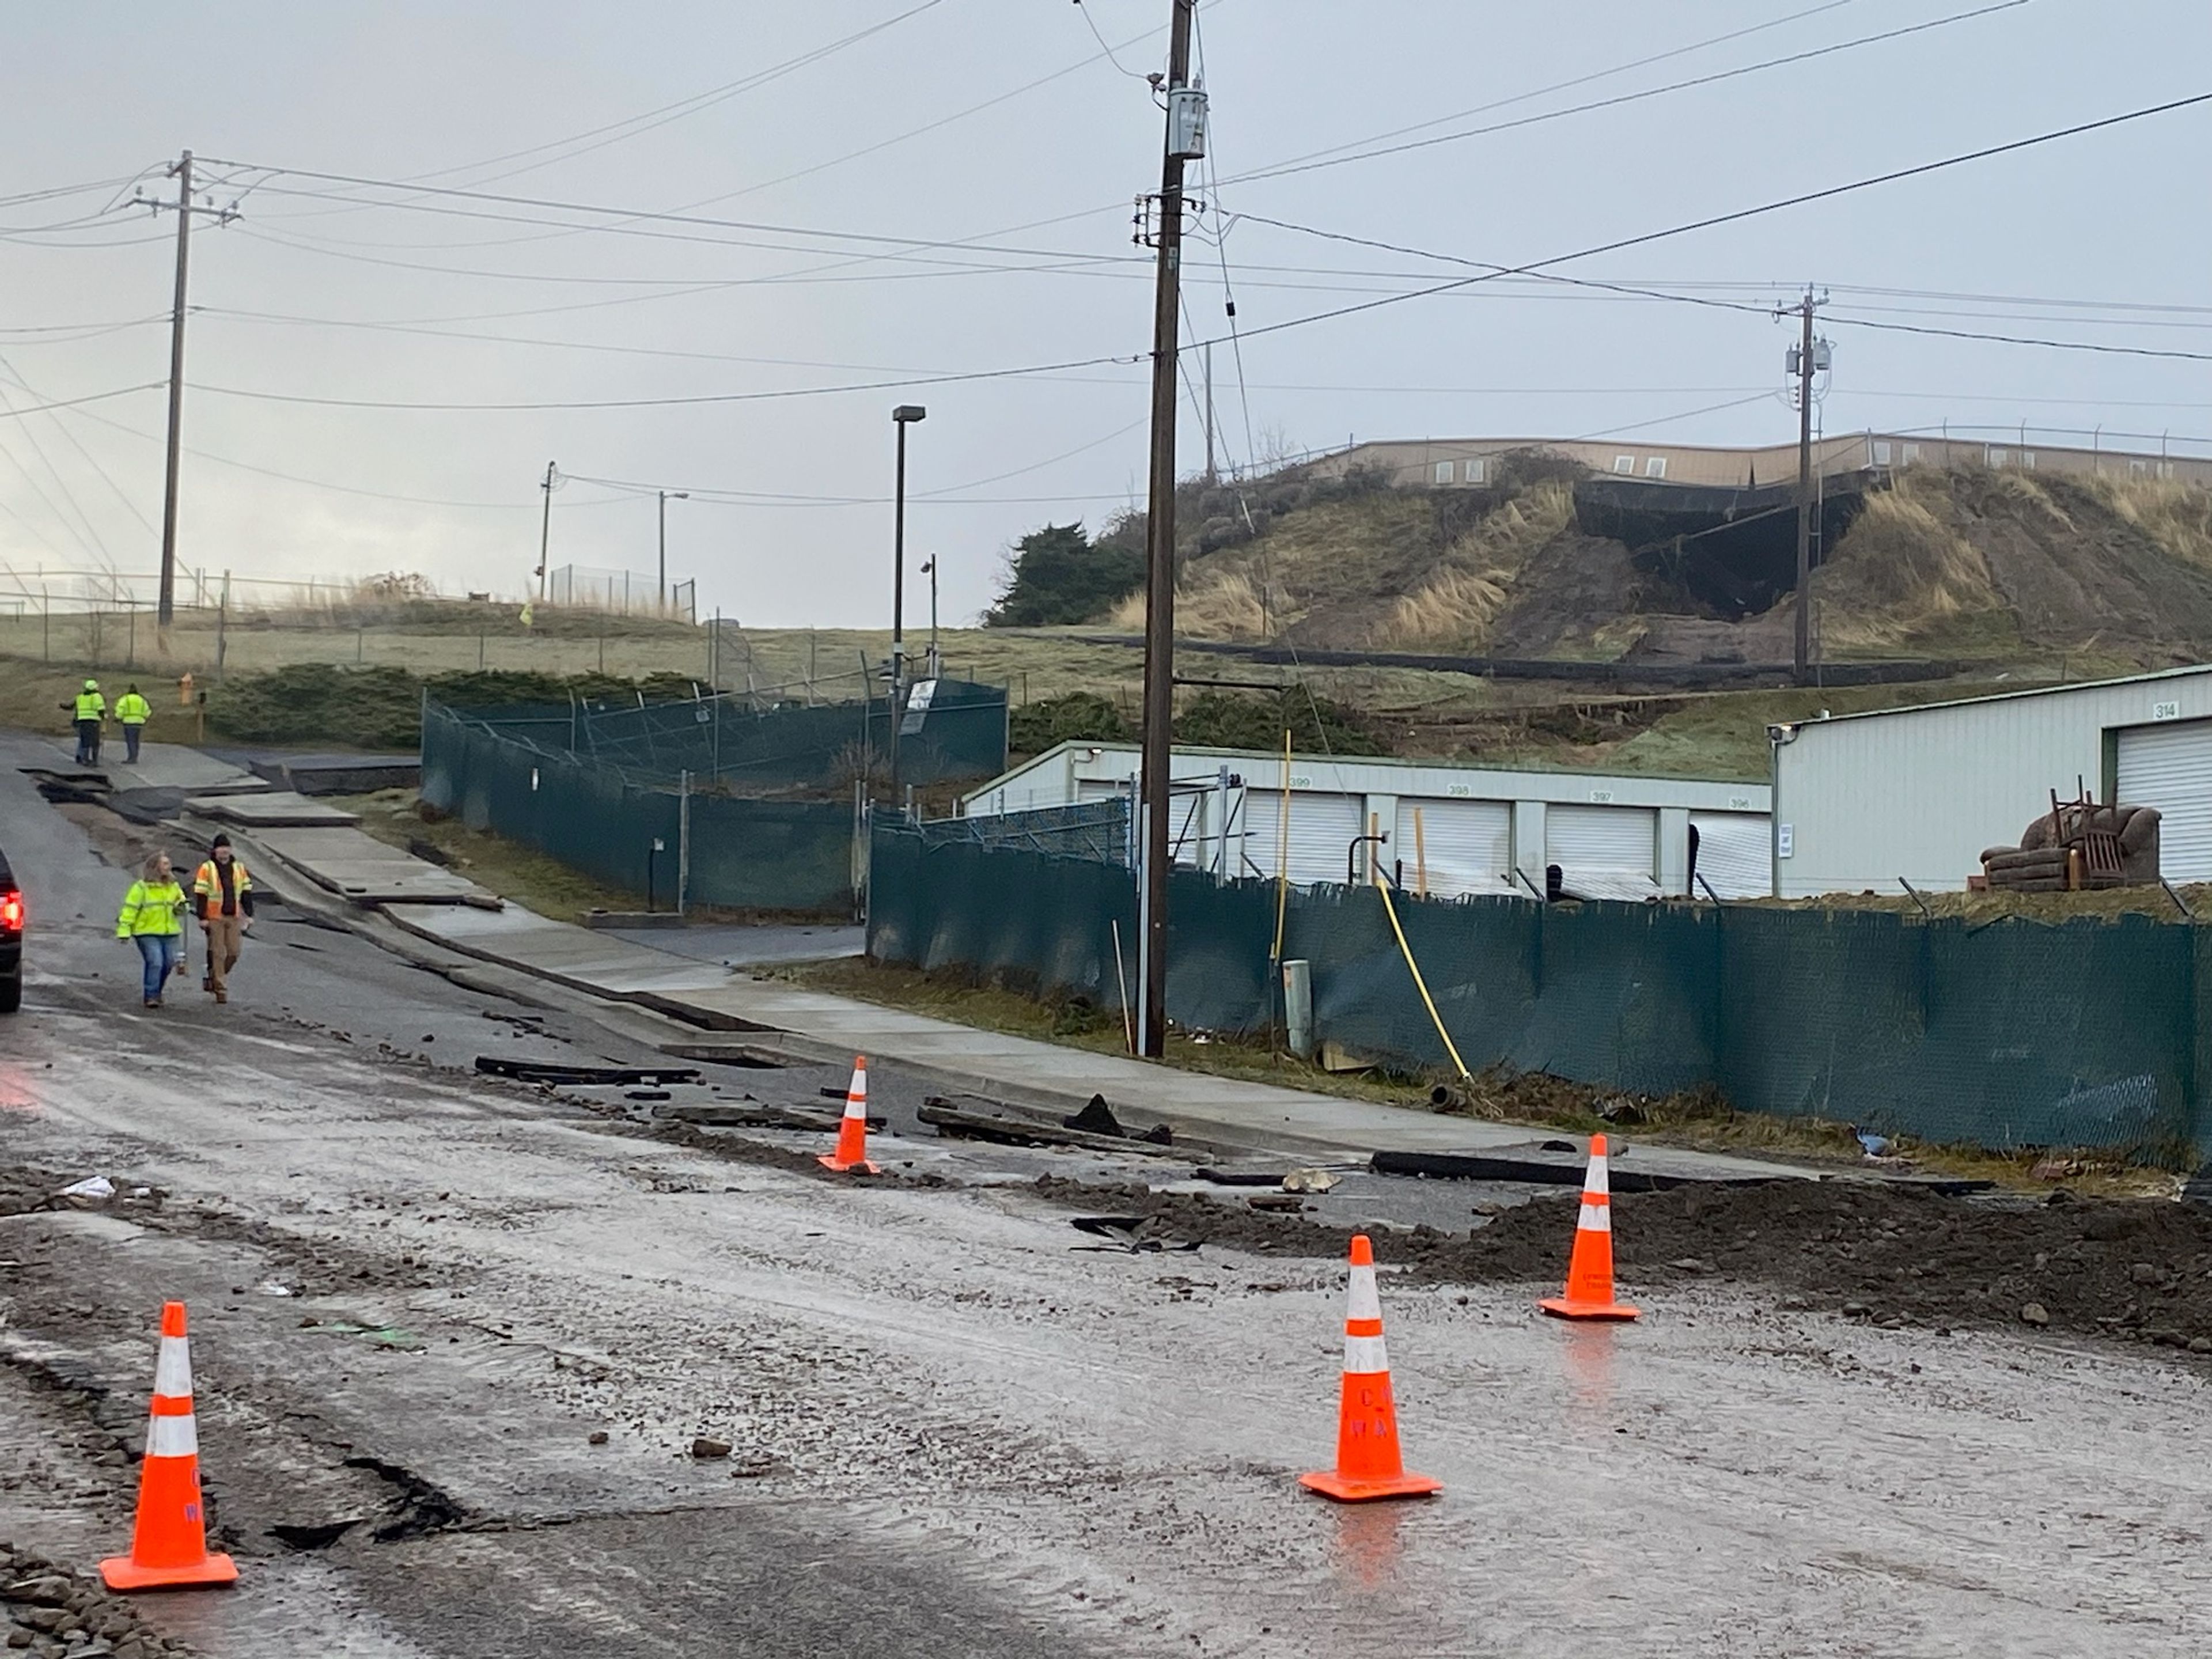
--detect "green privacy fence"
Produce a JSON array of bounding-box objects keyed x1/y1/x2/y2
[
  {"x1": 422, "y1": 703, "x2": 858, "y2": 912},
  {"x1": 868, "y1": 827, "x2": 2212, "y2": 1158},
  {"x1": 445, "y1": 676, "x2": 1008, "y2": 792}
]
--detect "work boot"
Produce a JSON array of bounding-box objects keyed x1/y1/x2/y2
[
  {"x1": 214, "y1": 989, "x2": 228, "y2": 1005},
  {"x1": 202, "y1": 976, "x2": 213, "y2": 993}
]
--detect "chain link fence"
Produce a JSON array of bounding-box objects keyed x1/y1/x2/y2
[
  {"x1": 868, "y1": 826, "x2": 2210, "y2": 1160},
  {"x1": 915, "y1": 798, "x2": 1132, "y2": 863},
  {"x1": 449, "y1": 676, "x2": 1007, "y2": 794},
  {"x1": 422, "y1": 703, "x2": 860, "y2": 913}
]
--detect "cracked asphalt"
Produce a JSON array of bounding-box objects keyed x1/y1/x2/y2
[{"x1": 5, "y1": 736, "x2": 2212, "y2": 1656}]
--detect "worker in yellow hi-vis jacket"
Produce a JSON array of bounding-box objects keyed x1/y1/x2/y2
[{"x1": 116, "y1": 852, "x2": 187, "y2": 1009}]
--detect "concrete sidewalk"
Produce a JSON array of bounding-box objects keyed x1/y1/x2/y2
[{"x1": 377, "y1": 899, "x2": 1818, "y2": 1179}]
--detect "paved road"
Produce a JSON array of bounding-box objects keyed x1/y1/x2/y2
[{"x1": 4, "y1": 734, "x2": 2209, "y2": 1657}]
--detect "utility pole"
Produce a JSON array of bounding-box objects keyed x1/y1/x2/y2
[
  {"x1": 536, "y1": 461, "x2": 558, "y2": 603},
  {"x1": 1137, "y1": 0, "x2": 1205, "y2": 1059},
  {"x1": 149, "y1": 151, "x2": 233, "y2": 629},
  {"x1": 657, "y1": 488, "x2": 687, "y2": 612},
  {"x1": 1785, "y1": 289, "x2": 1829, "y2": 684},
  {"x1": 1203, "y1": 340, "x2": 1217, "y2": 486}
]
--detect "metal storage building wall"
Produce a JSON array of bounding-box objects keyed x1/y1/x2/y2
[
  {"x1": 961, "y1": 743, "x2": 1768, "y2": 898},
  {"x1": 1773, "y1": 666, "x2": 2212, "y2": 897}
]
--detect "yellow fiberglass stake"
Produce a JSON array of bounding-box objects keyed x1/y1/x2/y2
[{"x1": 1375, "y1": 876, "x2": 1472, "y2": 1082}]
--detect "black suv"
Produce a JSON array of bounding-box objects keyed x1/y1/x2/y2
[{"x1": 0, "y1": 846, "x2": 20, "y2": 1013}]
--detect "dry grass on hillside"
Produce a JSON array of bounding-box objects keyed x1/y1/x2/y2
[
  {"x1": 1106, "y1": 566, "x2": 1291, "y2": 638},
  {"x1": 1112, "y1": 490, "x2": 1446, "y2": 642},
  {"x1": 1381, "y1": 482, "x2": 1575, "y2": 650},
  {"x1": 2081, "y1": 474, "x2": 2212, "y2": 571},
  {"x1": 1810, "y1": 468, "x2": 2004, "y2": 651}
]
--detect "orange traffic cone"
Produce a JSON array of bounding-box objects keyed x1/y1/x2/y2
[
  {"x1": 100, "y1": 1302, "x2": 238, "y2": 1590},
  {"x1": 817, "y1": 1055, "x2": 879, "y2": 1173},
  {"x1": 1538, "y1": 1133, "x2": 1640, "y2": 1322},
  {"x1": 1299, "y1": 1234, "x2": 1442, "y2": 1503}
]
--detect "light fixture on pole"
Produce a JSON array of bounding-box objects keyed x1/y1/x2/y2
[
  {"x1": 658, "y1": 489, "x2": 688, "y2": 612},
  {"x1": 889, "y1": 404, "x2": 927, "y2": 808}
]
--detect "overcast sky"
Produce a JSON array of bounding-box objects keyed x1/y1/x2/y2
[{"x1": 3, "y1": 0, "x2": 2209, "y2": 627}]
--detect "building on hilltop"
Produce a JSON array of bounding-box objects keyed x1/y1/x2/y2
[{"x1": 1301, "y1": 431, "x2": 2212, "y2": 493}]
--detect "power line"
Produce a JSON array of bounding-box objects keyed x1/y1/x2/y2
[
  {"x1": 202, "y1": 161, "x2": 1150, "y2": 262},
  {"x1": 1222, "y1": 1, "x2": 2032, "y2": 187},
  {"x1": 0, "y1": 174, "x2": 144, "y2": 211},
  {"x1": 1071, "y1": 0, "x2": 1152, "y2": 78},
  {"x1": 1237, "y1": 210, "x2": 2212, "y2": 363},
  {"x1": 54, "y1": 398, "x2": 638, "y2": 510},
  {"x1": 1198, "y1": 92, "x2": 2212, "y2": 360},
  {"x1": 188, "y1": 349, "x2": 1143, "y2": 412},
  {"x1": 0, "y1": 357, "x2": 157, "y2": 537},
  {"x1": 244, "y1": 1, "x2": 955, "y2": 225},
  {"x1": 0, "y1": 384, "x2": 165, "y2": 419},
  {"x1": 0, "y1": 316, "x2": 167, "y2": 342},
  {"x1": 1220, "y1": 1, "x2": 1870, "y2": 183}
]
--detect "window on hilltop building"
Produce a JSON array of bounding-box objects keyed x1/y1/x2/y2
[{"x1": 1645, "y1": 456, "x2": 1668, "y2": 479}]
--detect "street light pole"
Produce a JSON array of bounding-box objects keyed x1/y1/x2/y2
[
  {"x1": 889, "y1": 405, "x2": 926, "y2": 810},
  {"x1": 658, "y1": 488, "x2": 687, "y2": 612}
]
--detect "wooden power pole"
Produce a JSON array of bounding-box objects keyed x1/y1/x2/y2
[
  {"x1": 1789, "y1": 289, "x2": 1827, "y2": 685},
  {"x1": 1137, "y1": 0, "x2": 1204, "y2": 1058}
]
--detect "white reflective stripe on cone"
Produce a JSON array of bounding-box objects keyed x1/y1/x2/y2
[
  {"x1": 843, "y1": 1095, "x2": 867, "y2": 1120},
  {"x1": 1342, "y1": 1334, "x2": 1390, "y2": 1374},
  {"x1": 1578, "y1": 1202, "x2": 1611, "y2": 1233},
  {"x1": 146, "y1": 1414, "x2": 199, "y2": 1459},
  {"x1": 152, "y1": 1337, "x2": 192, "y2": 1400},
  {"x1": 1583, "y1": 1156, "x2": 1609, "y2": 1196},
  {"x1": 1346, "y1": 1266, "x2": 1381, "y2": 1324}
]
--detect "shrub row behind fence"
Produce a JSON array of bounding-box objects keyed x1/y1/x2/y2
[{"x1": 866, "y1": 828, "x2": 2212, "y2": 1159}]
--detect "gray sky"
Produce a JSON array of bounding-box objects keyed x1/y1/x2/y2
[{"x1": 3, "y1": 0, "x2": 2208, "y2": 627}]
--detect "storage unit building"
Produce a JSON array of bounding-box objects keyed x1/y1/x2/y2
[
  {"x1": 959, "y1": 743, "x2": 1770, "y2": 899},
  {"x1": 1771, "y1": 666, "x2": 2212, "y2": 897}
]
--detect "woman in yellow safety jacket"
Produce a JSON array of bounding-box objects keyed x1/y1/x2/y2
[{"x1": 116, "y1": 851, "x2": 188, "y2": 1009}]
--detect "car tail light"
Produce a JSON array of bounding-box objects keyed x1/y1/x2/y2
[{"x1": 0, "y1": 889, "x2": 21, "y2": 931}]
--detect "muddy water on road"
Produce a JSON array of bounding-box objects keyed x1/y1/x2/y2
[{"x1": 3, "y1": 1010, "x2": 2209, "y2": 1656}]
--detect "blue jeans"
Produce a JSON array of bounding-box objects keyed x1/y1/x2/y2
[
  {"x1": 134, "y1": 934, "x2": 179, "y2": 1001},
  {"x1": 123, "y1": 724, "x2": 142, "y2": 763}
]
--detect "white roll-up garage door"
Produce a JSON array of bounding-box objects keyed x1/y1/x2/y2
[
  {"x1": 1689, "y1": 812, "x2": 1772, "y2": 899},
  {"x1": 1248, "y1": 790, "x2": 1365, "y2": 886},
  {"x1": 1395, "y1": 798, "x2": 1510, "y2": 897},
  {"x1": 2116, "y1": 721, "x2": 2212, "y2": 880},
  {"x1": 1546, "y1": 804, "x2": 1657, "y2": 899}
]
